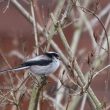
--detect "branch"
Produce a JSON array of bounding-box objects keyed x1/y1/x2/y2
[
  {"x1": 30, "y1": 0, "x2": 39, "y2": 55},
  {"x1": 28, "y1": 77, "x2": 46, "y2": 110}
]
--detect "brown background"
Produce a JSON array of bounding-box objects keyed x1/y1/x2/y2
[{"x1": 0, "y1": 0, "x2": 110, "y2": 110}]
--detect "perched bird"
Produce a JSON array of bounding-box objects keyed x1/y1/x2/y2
[{"x1": 0, "y1": 52, "x2": 60, "y2": 76}]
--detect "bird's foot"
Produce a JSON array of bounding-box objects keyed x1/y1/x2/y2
[{"x1": 40, "y1": 75, "x2": 47, "y2": 85}]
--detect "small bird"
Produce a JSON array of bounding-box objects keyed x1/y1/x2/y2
[{"x1": 0, "y1": 52, "x2": 60, "y2": 76}]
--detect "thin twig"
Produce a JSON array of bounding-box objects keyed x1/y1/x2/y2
[
  {"x1": 93, "y1": 64, "x2": 110, "y2": 79},
  {"x1": 50, "y1": 13, "x2": 72, "y2": 58},
  {"x1": 46, "y1": 0, "x2": 66, "y2": 51},
  {"x1": 30, "y1": 0, "x2": 39, "y2": 55}
]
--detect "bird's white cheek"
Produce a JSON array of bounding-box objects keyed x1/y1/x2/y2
[{"x1": 53, "y1": 60, "x2": 60, "y2": 71}]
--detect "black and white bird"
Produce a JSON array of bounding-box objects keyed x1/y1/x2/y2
[{"x1": 0, "y1": 52, "x2": 60, "y2": 76}]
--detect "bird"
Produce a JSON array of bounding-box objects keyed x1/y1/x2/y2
[{"x1": 0, "y1": 52, "x2": 60, "y2": 76}]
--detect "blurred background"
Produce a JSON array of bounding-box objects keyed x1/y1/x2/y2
[{"x1": 0, "y1": 0, "x2": 110, "y2": 110}]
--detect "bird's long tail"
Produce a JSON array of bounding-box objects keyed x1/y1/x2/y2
[{"x1": 0, "y1": 65, "x2": 29, "y2": 75}]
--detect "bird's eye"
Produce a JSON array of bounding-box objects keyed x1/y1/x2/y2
[{"x1": 54, "y1": 53, "x2": 59, "y2": 58}]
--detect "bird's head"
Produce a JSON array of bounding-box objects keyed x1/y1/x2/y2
[{"x1": 45, "y1": 52, "x2": 60, "y2": 59}]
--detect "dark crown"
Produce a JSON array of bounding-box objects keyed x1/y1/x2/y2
[{"x1": 45, "y1": 52, "x2": 59, "y2": 58}]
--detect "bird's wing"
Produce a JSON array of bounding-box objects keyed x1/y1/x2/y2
[{"x1": 21, "y1": 59, "x2": 52, "y2": 67}]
